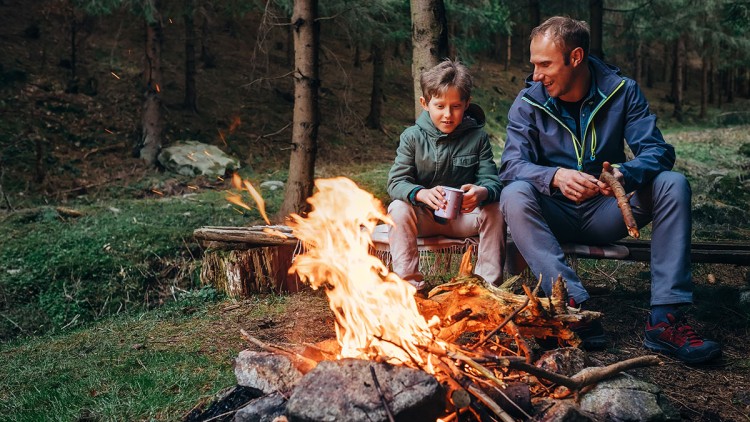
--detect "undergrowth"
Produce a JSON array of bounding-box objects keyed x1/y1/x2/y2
[{"x1": 0, "y1": 291, "x2": 291, "y2": 421}]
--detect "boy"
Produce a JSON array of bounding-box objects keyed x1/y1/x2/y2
[{"x1": 387, "y1": 59, "x2": 505, "y2": 290}]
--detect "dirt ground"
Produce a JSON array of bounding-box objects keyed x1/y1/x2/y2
[{"x1": 212, "y1": 260, "x2": 750, "y2": 422}]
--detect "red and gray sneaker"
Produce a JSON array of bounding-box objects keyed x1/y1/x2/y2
[{"x1": 644, "y1": 311, "x2": 722, "y2": 364}]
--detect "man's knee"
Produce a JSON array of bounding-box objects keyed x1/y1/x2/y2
[
  {"x1": 653, "y1": 171, "x2": 691, "y2": 203},
  {"x1": 499, "y1": 181, "x2": 537, "y2": 214}
]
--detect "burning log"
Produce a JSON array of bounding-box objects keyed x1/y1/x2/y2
[{"x1": 599, "y1": 161, "x2": 639, "y2": 238}]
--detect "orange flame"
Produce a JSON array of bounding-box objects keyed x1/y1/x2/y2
[
  {"x1": 288, "y1": 177, "x2": 441, "y2": 368},
  {"x1": 226, "y1": 173, "x2": 270, "y2": 224}
]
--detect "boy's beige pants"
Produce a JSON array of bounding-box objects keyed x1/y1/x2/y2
[{"x1": 387, "y1": 200, "x2": 506, "y2": 287}]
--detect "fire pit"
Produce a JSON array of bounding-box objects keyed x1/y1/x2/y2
[{"x1": 191, "y1": 177, "x2": 664, "y2": 422}]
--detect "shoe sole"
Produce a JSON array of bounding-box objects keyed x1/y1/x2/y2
[
  {"x1": 582, "y1": 334, "x2": 608, "y2": 350},
  {"x1": 644, "y1": 339, "x2": 723, "y2": 364}
]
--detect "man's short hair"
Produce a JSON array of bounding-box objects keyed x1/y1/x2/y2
[
  {"x1": 531, "y1": 16, "x2": 590, "y2": 64},
  {"x1": 420, "y1": 59, "x2": 473, "y2": 102}
]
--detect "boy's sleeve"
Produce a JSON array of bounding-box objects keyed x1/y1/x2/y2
[
  {"x1": 474, "y1": 132, "x2": 503, "y2": 204},
  {"x1": 387, "y1": 132, "x2": 424, "y2": 202}
]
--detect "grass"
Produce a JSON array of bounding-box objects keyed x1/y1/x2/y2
[
  {"x1": 0, "y1": 175, "x2": 284, "y2": 340},
  {"x1": 0, "y1": 291, "x2": 293, "y2": 421}
]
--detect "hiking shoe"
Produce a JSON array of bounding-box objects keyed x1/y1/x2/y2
[
  {"x1": 570, "y1": 318, "x2": 608, "y2": 350},
  {"x1": 644, "y1": 311, "x2": 722, "y2": 364}
]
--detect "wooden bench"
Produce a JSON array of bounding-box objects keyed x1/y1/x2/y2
[{"x1": 194, "y1": 225, "x2": 750, "y2": 297}]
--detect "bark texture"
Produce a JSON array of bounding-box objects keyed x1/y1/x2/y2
[
  {"x1": 410, "y1": 0, "x2": 448, "y2": 119},
  {"x1": 278, "y1": 0, "x2": 320, "y2": 220}
]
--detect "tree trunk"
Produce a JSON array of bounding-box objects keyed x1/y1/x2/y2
[
  {"x1": 410, "y1": 0, "x2": 448, "y2": 119},
  {"x1": 67, "y1": 8, "x2": 78, "y2": 93},
  {"x1": 646, "y1": 46, "x2": 654, "y2": 88},
  {"x1": 727, "y1": 67, "x2": 734, "y2": 103},
  {"x1": 529, "y1": 0, "x2": 540, "y2": 28},
  {"x1": 141, "y1": 5, "x2": 164, "y2": 166},
  {"x1": 278, "y1": 0, "x2": 320, "y2": 220},
  {"x1": 662, "y1": 43, "x2": 670, "y2": 83},
  {"x1": 634, "y1": 41, "x2": 642, "y2": 85},
  {"x1": 366, "y1": 42, "x2": 384, "y2": 130},
  {"x1": 200, "y1": 8, "x2": 216, "y2": 68},
  {"x1": 353, "y1": 42, "x2": 361, "y2": 68},
  {"x1": 700, "y1": 44, "x2": 708, "y2": 119},
  {"x1": 589, "y1": 0, "x2": 603, "y2": 58},
  {"x1": 183, "y1": 0, "x2": 198, "y2": 112},
  {"x1": 709, "y1": 57, "x2": 715, "y2": 104},
  {"x1": 672, "y1": 35, "x2": 685, "y2": 121},
  {"x1": 504, "y1": 34, "x2": 511, "y2": 71}
]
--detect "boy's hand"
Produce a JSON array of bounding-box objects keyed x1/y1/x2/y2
[
  {"x1": 460, "y1": 184, "x2": 488, "y2": 213},
  {"x1": 415, "y1": 186, "x2": 448, "y2": 211}
]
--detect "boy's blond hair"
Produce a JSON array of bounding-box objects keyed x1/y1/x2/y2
[{"x1": 420, "y1": 59, "x2": 473, "y2": 102}]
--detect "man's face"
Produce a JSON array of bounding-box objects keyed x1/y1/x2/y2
[
  {"x1": 530, "y1": 35, "x2": 579, "y2": 101},
  {"x1": 420, "y1": 86, "x2": 469, "y2": 134}
]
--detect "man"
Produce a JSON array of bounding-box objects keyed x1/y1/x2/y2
[{"x1": 499, "y1": 16, "x2": 721, "y2": 364}]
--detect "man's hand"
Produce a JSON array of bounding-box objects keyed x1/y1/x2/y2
[
  {"x1": 597, "y1": 164, "x2": 625, "y2": 197},
  {"x1": 459, "y1": 184, "x2": 488, "y2": 213},
  {"x1": 552, "y1": 168, "x2": 600, "y2": 202},
  {"x1": 415, "y1": 186, "x2": 448, "y2": 211}
]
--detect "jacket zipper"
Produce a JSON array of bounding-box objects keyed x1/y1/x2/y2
[{"x1": 522, "y1": 79, "x2": 626, "y2": 170}]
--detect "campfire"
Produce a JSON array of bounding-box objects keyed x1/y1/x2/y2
[{"x1": 232, "y1": 177, "x2": 661, "y2": 421}]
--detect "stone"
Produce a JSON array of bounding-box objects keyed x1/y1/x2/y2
[
  {"x1": 739, "y1": 289, "x2": 750, "y2": 306},
  {"x1": 578, "y1": 371, "x2": 672, "y2": 421},
  {"x1": 157, "y1": 140, "x2": 240, "y2": 177},
  {"x1": 285, "y1": 358, "x2": 443, "y2": 422},
  {"x1": 535, "y1": 347, "x2": 588, "y2": 377},
  {"x1": 233, "y1": 391, "x2": 287, "y2": 422},
  {"x1": 529, "y1": 399, "x2": 596, "y2": 422},
  {"x1": 234, "y1": 350, "x2": 303, "y2": 394},
  {"x1": 260, "y1": 181, "x2": 285, "y2": 191}
]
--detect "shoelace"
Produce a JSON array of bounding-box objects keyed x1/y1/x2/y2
[{"x1": 667, "y1": 318, "x2": 704, "y2": 347}]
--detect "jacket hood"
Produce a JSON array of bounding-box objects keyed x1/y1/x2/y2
[
  {"x1": 523, "y1": 56, "x2": 624, "y2": 104},
  {"x1": 415, "y1": 103, "x2": 486, "y2": 140}
]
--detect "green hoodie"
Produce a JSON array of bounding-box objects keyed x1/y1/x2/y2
[{"x1": 387, "y1": 103, "x2": 502, "y2": 205}]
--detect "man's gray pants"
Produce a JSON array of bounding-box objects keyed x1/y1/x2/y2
[{"x1": 499, "y1": 171, "x2": 693, "y2": 306}]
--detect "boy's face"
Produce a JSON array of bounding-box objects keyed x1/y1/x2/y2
[{"x1": 420, "y1": 86, "x2": 469, "y2": 134}]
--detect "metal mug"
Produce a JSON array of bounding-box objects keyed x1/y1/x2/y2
[{"x1": 434, "y1": 186, "x2": 464, "y2": 220}]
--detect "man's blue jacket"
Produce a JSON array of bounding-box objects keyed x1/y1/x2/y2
[{"x1": 499, "y1": 56, "x2": 675, "y2": 195}]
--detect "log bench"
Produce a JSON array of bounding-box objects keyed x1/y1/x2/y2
[{"x1": 194, "y1": 225, "x2": 750, "y2": 297}]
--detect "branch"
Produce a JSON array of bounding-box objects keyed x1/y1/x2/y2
[
  {"x1": 599, "y1": 161, "x2": 639, "y2": 238},
  {"x1": 240, "y1": 70, "x2": 295, "y2": 88},
  {"x1": 369, "y1": 365, "x2": 395, "y2": 422},
  {"x1": 239, "y1": 329, "x2": 318, "y2": 373}
]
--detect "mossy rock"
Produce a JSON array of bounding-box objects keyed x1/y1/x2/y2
[{"x1": 158, "y1": 140, "x2": 240, "y2": 177}]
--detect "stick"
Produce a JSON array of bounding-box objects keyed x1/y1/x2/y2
[
  {"x1": 476, "y1": 353, "x2": 662, "y2": 391},
  {"x1": 600, "y1": 161, "x2": 639, "y2": 238},
  {"x1": 239, "y1": 329, "x2": 318, "y2": 373},
  {"x1": 465, "y1": 384, "x2": 516, "y2": 422},
  {"x1": 471, "y1": 296, "x2": 529, "y2": 349},
  {"x1": 370, "y1": 365, "x2": 395, "y2": 422},
  {"x1": 437, "y1": 357, "x2": 515, "y2": 422}
]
